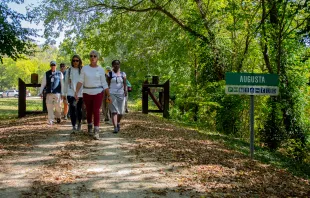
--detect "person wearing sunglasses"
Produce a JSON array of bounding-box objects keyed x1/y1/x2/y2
[
  {"x1": 75, "y1": 50, "x2": 111, "y2": 140},
  {"x1": 39, "y1": 61, "x2": 64, "y2": 125},
  {"x1": 107, "y1": 60, "x2": 127, "y2": 133},
  {"x1": 60, "y1": 63, "x2": 69, "y2": 120},
  {"x1": 63, "y1": 55, "x2": 84, "y2": 133}
]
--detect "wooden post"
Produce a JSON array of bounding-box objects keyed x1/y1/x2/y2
[
  {"x1": 148, "y1": 89, "x2": 162, "y2": 110},
  {"x1": 163, "y1": 80, "x2": 170, "y2": 118},
  {"x1": 142, "y1": 86, "x2": 149, "y2": 114},
  {"x1": 152, "y1": 76, "x2": 159, "y2": 84},
  {"x1": 159, "y1": 91, "x2": 163, "y2": 106},
  {"x1": 43, "y1": 91, "x2": 47, "y2": 113},
  {"x1": 31, "y1": 73, "x2": 38, "y2": 84},
  {"x1": 19, "y1": 78, "x2": 47, "y2": 117},
  {"x1": 18, "y1": 78, "x2": 26, "y2": 118}
]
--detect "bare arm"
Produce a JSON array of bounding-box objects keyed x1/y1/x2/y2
[
  {"x1": 75, "y1": 82, "x2": 83, "y2": 99},
  {"x1": 123, "y1": 76, "x2": 127, "y2": 97}
]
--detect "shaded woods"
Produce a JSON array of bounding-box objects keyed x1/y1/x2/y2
[{"x1": 1, "y1": 1, "x2": 310, "y2": 167}]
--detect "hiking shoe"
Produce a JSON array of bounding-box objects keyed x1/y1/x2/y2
[
  {"x1": 93, "y1": 128, "x2": 100, "y2": 140},
  {"x1": 125, "y1": 109, "x2": 129, "y2": 113},
  {"x1": 77, "y1": 123, "x2": 81, "y2": 131},
  {"x1": 104, "y1": 118, "x2": 110, "y2": 122},
  {"x1": 113, "y1": 127, "x2": 118, "y2": 134},
  {"x1": 88, "y1": 124, "x2": 93, "y2": 136},
  {"x1": 71, "y1": 126, "x2": 77, "y2": 134},
  {"x1": 56, "y1": 118, "x2": 61, "y2": 123}
]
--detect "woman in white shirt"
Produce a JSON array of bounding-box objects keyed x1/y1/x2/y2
[
  {"x1": 107, "y1": 60, "x2": 127, "y2": 133},
  {"x1": 64, "y1": 55, "x2": 83, "y2": 132},
  {"x1": 75, "y1": 50, "x2": 111, "y2": 140}
]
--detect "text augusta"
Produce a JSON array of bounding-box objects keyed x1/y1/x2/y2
[{"x1": 240, "y1": 76, "x2": 265, "y2": 83}]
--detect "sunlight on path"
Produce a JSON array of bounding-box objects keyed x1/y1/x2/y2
[{"x1": 0, "y1": 116, "x2": 196, "y2": 198}]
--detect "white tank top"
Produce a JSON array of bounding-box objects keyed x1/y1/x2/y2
[{"x1": 109, "y1": 71, "x2": 126, "y2": 94}]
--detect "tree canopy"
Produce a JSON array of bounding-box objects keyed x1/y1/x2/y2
[
  {"x1": 20, "y1": 0, "x2": 310, "y2": 163},
  {"x1": 0, "y1": 0, "x2": 37, "y2": 62}
]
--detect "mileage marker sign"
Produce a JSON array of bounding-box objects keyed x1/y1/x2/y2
[
  {"x1": 225, "y1": 72, "x2": 279, "y2": 159},
  {"x1": 225, "y1": 72, "x2": 279, "y2": 96}
]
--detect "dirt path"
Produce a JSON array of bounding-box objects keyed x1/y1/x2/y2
[
  {"x1": 0, "y1": 115, "x2": 197, "y2": 198},
  {"x1": 0, "y1": 112, "x2": 309, "y2": 197}
]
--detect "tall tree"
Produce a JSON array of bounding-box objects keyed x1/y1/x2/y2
[
  {"x1": 0, "y1": 0, "x2": 37, "y2": 62},
  {"x1": 259, "y1": 0, "x2": 310, "y2": 150}
]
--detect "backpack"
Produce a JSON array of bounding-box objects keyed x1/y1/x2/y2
[
  {"x1": 108, "y1": 71, "x2": 132, "y2": 92},
  {"x1": 127, "y1": 80, "x2": 132, "y2": 92}
]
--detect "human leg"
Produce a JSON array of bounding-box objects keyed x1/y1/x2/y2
[
  {"x1": 91, "y1": 92, "x2": 103, "y2": 139},
  {"x1": 83, "y1": 93, "x2": 94, "y2": 134},
  {"x1": 83, "y1": 93, "x2": 93, "y2": 124},
  {"x1": 67, "y1": 96, "x2": 77, "y2": 128},
  {"x1": 76, "y1": 97, "x2": 83, "y2": 131},
  {"x1": 63, "y1": 98, "x2": 69, "y2": 119},
  {"x1": 54, "y1": 93, "x2": 62, "y2": 123},
  {"x1": 81, "y1": 103, "x2": 87, "y2": 123},
  {"x1": 76, "y1": 98, "x2": 83, "y2": 123},
  {"x1": 116, "y1": 95, "x2": 126, "y2": 131},
  {"x1": 125, "y1": 95, "x2": 128, "y2": 113},
  {"x1": 46, "y1": 94, "x2": 54, "y2": 124},
  {"x1": 93, "y1": 92, "x2": 103, "y2": 127}
]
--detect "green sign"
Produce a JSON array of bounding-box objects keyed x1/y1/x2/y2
[
  {"x1": 226, "y1": 72, "x2": 279, "y2": 86},
  {"x1": 225, "y1": 72, "x2": 279, "y2": 96}
]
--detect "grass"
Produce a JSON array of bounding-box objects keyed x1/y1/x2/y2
[{"x1": 0, "y1": 98, "x2": 43, "y2": 120}]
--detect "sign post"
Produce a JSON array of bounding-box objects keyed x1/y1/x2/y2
[{"x1": 225, "y1": 72, "x2": 279, "y2": 159}]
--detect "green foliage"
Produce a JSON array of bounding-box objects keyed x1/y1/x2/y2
[
  {"x1": 259, "y1": 98, "x2": 286, "y2": 150},
  {"x1": 215, "y1": 94, "x2": 247, "y2": 136},
  {"x1": 32, "y1": 0, "x2": 310, "y2": 164},
  {"x1": 0, "y1": 45, "x2": 56, "y2": 90},
  {"x1": 282, "y1": 139, "x2": 310, "y2": 163},
  {"x1": 0, "y1": 0, "x2": 37, "y2": 62}
]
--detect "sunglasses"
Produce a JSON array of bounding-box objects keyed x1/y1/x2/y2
[
  {"x1": 72, "y1": 60, "x2": 79, "y2": 62},
  {"x1": 50, "y1": 64, "x2": 56, "y2": 66},
  {"x1": 90, "y1": 55, "x2": 97, "y2": 58}
]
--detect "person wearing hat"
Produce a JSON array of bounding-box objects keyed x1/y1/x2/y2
[
  {"x1": 39, "y1": 61, "x2": 64, "y2": 125},
  {"x1": 102, "y1": 66, "x2": 112, "y2": 122}
]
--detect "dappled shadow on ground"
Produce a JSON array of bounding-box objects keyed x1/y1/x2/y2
[
  {"x1": 120, "y1": 112, "x2": 310, "y2": 197},
  {"x1": 0, "y1": 112, "x2": 309, "y2": 197},
  {"x1": 0, "y1": 114, "x2": 200, "y2": 198}
]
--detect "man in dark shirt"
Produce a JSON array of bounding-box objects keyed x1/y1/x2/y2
[{"x1": 39, "y1": 61, "x2": 64, "y2": 125}]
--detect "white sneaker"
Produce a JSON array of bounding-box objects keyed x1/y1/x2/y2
[{"x1": 48, "y1": 120, "x2": 53, "y2": 125}]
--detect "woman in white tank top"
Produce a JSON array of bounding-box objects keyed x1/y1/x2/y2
[{"x1": 107, "y1": 60, "x2": 127, "y2": 133}]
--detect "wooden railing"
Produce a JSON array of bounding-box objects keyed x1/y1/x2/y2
[
  {"x1": 142, "y1": 79, "x2": 170, "y2": 118},
  {"x1": 18, "y1": 78, "x2": 47, "y2": 118}
]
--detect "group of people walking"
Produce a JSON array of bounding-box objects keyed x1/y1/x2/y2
[{"x1": 38, "y1": 50, "x2": 128, "y2": 139}]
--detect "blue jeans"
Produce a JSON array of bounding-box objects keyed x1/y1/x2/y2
[{"x1": 67, "y1": 96, "x2": 83, "y2": 127}]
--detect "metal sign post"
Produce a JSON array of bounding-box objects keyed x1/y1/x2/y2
[
  {"x1": 250, "y1": 95, "x2": 254, "y2": 159},
  {"x1": 225, "y1": 72, "x2": 279, "y2": 159}
]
